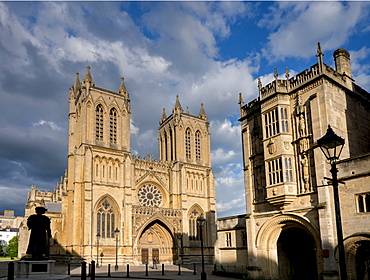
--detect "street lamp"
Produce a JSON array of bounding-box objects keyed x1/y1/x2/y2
[
  {"x1": 317, "y1": 125, "x2": 347, "y2": 280},
  {"x1": 114, "y1": 228, "x2": 120, "y2": 271},
  {"x1": 197, "y1": 215, "x2": 207, "y2": 280},
  {"x1": 96, "y1": 233, "x2": 101, "y2": 267}
]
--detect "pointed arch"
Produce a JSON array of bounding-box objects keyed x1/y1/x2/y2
[
  {"x1": 195, "y1": 130, "x2": 201, "y2": 161},
  {"x1": 188, "y1": 204, "x2": 205, "y2": 241},
  {"x1": 94, "y1": 195, "x2": 120, "y2": 239},
  {"x1": 185, "y1": 127, "x2": 192, "y2": 160},
  {"x1": 96, "y1": 104, "x2": 104, "y2": 141},
  {"x1": 136, "y1": 214, "x2": 175, "y2": 241},
  {"x1": 109, "y1": 107, "x2": 118, "y2": 144}
]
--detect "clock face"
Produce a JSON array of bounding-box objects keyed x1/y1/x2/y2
[{"x1": 138, "y1": 184, "x2": 163, "y2": 207}]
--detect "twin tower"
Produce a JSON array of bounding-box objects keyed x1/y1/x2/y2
[{"x1": 21, "y1": 66, "x2": 216, "y2": 264}]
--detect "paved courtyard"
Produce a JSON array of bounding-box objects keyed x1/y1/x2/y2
[{"x1": 1, "y1": 262, "x2": 238, "y2": 280}]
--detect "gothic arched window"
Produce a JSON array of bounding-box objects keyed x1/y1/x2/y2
[
  {"x1": 96, "y1": 198, "x2": 116, "y2": 238},
  {"x1": 96, "y1": 105, "x2": 104, "y2": 141},
  {"x1": 109, "y1": 108, "x2": 117, "y2": 144},
  {"x1": 188, "y1": 207, "x2": 203, "y2": 241},
  {"x1": 186, "y1": 128, "x2": 191, "y2": 160},
  {"x1": 195, "y1": 131, "x2": 201, "y2": 161}
]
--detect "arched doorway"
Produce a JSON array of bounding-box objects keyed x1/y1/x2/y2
[
  {"x1": 277, "y1": 227, "x2": 318, "y2": 280},
  {"x1": 345, "y1": 234, "x2": 370, "y2": 280},
  {"x1": 355, "y1": 240, "x2": 370, "y2": 280},
  {"x1": 137, "y1": 220, "x2": 175, "y2": 265},
  {"x1": 256, "y1": 214, "x2": 322, "y2": 279}
]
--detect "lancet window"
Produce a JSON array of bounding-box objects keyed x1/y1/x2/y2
[
  {"x1": 96, "y1": 198, "x2": 116, "y2": 238},
  {"x1": 109, "y1": 108, "x2": 117, "y2": 144},
  {"x1": 195, "y1": 131, "x2": 201, "y2": 161},
  {"x1": 186, "y1": 128, "x2": 191, "y2": 159},
  {"x1": 96, "y1": 105, "x2": 104, "y2": 141}
]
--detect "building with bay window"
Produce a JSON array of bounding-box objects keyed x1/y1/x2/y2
[{"x1": 214, "y1": 44, "x2": 370, "y2": 280}]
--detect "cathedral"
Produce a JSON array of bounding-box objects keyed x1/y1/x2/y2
[
  {"x1": 215, "y1": 44, "x2": 370, "y2": 280},
  {"x1": 19, "y1": 67, "x2": 216, "y2": 265}
]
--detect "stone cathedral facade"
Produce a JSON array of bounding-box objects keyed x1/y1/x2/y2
[
  {"x1": 19, "y1": 67, "x2": 216, "y2": 265},
  {"x1": 215, "y1": 44, "x2": 370, "y2": 280}
]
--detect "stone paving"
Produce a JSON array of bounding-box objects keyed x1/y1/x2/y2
[{"x1": 0, "y1": 262, "x2": 238, "y2": 280}]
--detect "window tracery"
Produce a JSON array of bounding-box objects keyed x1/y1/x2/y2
[
  {"x1": 188, "y1": 207, "x2": 203, "y2": 241},
  {"x1": 186, "y1": 128, "x2": 191, "y2": 159},
  {"x1": 96, "y1": 105, "x2": 104, "y2": 141},
  {"x1": 138, "y1": 184, "x2": 163, "y2": 207},
  {"x1": 195, "y1": 131, "x2": 201, "y2": 161},
  {"x1": 96, "y1": 198, "x2": 116, "y2": 238},
  {"x1": 110, "y1": 108, "x2": 117, "y2": 143}
]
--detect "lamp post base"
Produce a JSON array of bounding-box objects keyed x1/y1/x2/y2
[
  {"x1": 115, "y1": 265, "x2": 118, "y2": 271},
  {"x1": 201, "y1": 271, "x2": 207, "y2": 280}
]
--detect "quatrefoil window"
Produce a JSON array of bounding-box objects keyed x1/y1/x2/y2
[{"x1": 138, "y1": 184, "x2": 163, "y2": 207}]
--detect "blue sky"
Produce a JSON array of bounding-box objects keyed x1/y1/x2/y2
[{"x1": 0, "y1": 1, "x2": 369, "y2": 218}]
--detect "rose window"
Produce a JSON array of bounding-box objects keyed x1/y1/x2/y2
[{"x1": 138, "y1": 184, "x2": 163, "y2": 207}]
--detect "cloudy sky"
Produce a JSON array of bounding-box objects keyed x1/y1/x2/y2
[{"x1": 0, "y1": 1, "x2": 369, "y2": 218}]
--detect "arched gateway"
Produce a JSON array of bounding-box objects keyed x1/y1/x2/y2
[
  {"x1": 135, "y1": 219, "x2": 178, "y2": 265},
  {"x1": 256, "y1": 214, "x2": 322, "y2": 280}
]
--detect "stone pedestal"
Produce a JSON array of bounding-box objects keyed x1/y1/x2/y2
[{"x1": 16, "y1": 260, "x2": 70, "y2": 279}]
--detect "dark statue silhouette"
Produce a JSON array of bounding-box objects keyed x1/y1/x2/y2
[{"x1": 26, "y1": 207, "x2": 51, "y2": 260}]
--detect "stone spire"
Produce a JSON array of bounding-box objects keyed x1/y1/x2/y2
[
  {"x1": 198, "y1": 103, "x2": 208, "y2": 120},
  {"x1": 172, "y1": 95, "x2": 183, "y2": 114},
  {"x1": 82, "y1": 66, "x2": 95, "y2": 87},
  {"x1": 118, "y1": 77, "x2": 127, "y2": 94},
  {"x1": 160, "y1": 108, "x2": 167, "y2": 124},
  {"x1": 73, "y1": 72, "x2": 81, "y2": 93},
  {"x1": 316, "y1": 42, "x2": 324, "y2": 73}
]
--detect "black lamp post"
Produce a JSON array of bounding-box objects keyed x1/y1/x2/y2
[
  {"x1": 197, "y1": 215, "x2": 207, "y2": 280},
  {"x1": 96, "y1": 233, "x2": 101, "y2": 267},
  {"x1": 317, "y1": 125, "x2": 347, "y2": 280},
  {"x1": 114, "y1": 228, "x2": 120, "y2": 271}
]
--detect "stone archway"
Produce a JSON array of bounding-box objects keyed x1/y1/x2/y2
[
  {"x1": 345, "y1": 233, "x2": 370, "y2": 280},
  {"x1": 137, "y1": 220, "x2": 176, "y2": 265},
  {"x1": 277, "y1": 227, "x2": 318, "y2": 280},
  {"x1": 256, "y1": 214, "x2": 322, "y2": 279}
]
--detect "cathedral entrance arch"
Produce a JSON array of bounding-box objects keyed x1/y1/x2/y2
[
  {"x1": 256, "y1": 214, "x2": 322, "y2": 280},
  {"x1": 137, "y1": 220, "x2": 176, "y2": 265}
]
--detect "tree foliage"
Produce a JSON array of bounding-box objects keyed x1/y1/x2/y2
[{"x1": 6, "y1": 236, "x2": 18, "y2": 258}]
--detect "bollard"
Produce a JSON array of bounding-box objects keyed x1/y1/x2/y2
[
  {"x1": 193, "y1": 262, "x2": 196, "y2": 275},
  {"x1": 7, "y1": 262, "x2": 14, "y2": 280},
  {"x1": 178, "y1": 263, "x2": 181, "y2": 275},
  {"x1": 88, "y1": 263, "x2": 91, "y2": 276},
  {"x1": 68, "y1": 263, "x2": 71, "y2": 275},
  {"x1": 107, "y1": 264, "x2": 111, "y2": 277},
  {"x1": 145, "y1": 263, "x2": 149, "y2": 276},
  {"x1": 162, "y1": 263, "x2": 164, "y2": 275},
  {"x1": 81, "y1": 261, "x2": 87, "y2": 280},
  {"x1": 127, "y1": 264, "x2": 130, "y2": 278},
  {"x1": 91, "y1": 260, "x2": 95, "y2": 280}
]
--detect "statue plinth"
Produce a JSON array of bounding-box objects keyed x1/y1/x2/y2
[{"x1": 16, "y1": 260, "x2": 70, "y2": 279}]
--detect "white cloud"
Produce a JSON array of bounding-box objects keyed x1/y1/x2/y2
[
  {"x1": 350, "y1": 47, "x2": 370, "y2": 90},
  {"x1": 33, "y1": 120, "x2": 62, "y2": 131},
  {"x1": 260, "y1": 2, "x2": 368, "y2": 60}
]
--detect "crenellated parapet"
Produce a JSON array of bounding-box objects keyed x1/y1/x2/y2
[{"x1": 259, "y1": 44, "x2": 355, "y2": 102}]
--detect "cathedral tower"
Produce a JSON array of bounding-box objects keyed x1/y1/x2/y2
[{"x1": 21, "y1": 68, "x2": 216, "y2": 265}]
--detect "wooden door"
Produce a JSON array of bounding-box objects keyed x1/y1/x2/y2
[{"x1": 141, "y1": 248, "x2": 148, "y2": 264}]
